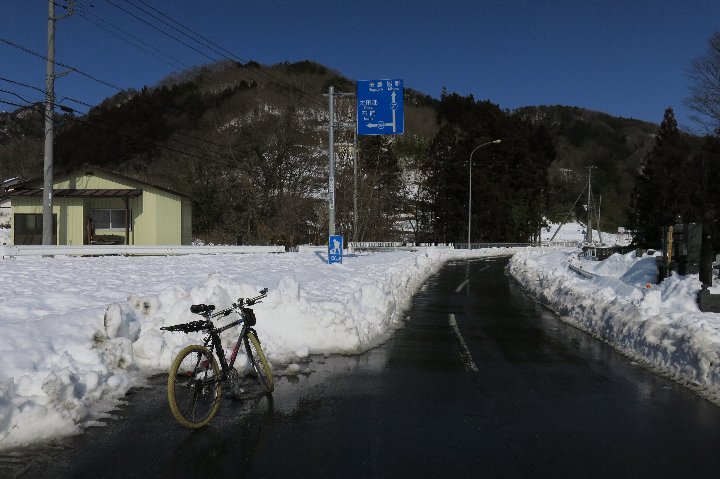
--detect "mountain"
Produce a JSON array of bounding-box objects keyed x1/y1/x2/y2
[
  {"x1": 514, "y1": 105, "x2": 658, "y2": 231},
  {"x1": 0, "y1": 61, "x2": 661, "y2": 244}
]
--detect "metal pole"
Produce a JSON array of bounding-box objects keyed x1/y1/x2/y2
[
  {"x1": 328, "y1": 86, "x2": 335, "y2": 237},
  {"x1": 586, "y1": 166, "x2": 593, "y2": 244},
  {"x1": 353, "y1": 114, "x2": 358, "y2": 241},
  {"x1": 468, "y1": 152, "x2": 472, "y2": 250},
  {"x1": 468, "y1": 139, "x2": 501, "y2": 250},
  {"x1": 42, "y1": 0, "x2": 55, "y2": 246}
]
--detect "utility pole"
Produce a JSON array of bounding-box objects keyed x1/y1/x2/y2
[
  {"x1": 42, "y1": 0, "x2": 56, "y2": 246},
  {"x1": 327, "y1": 86, "x2": 335, "y2": 237},
  {"x1": 42, "y1": 0, "x2": 74, "y2": 246},
  {"x1": 586, "y1": 166, "x2": 595, "y2": 244},
  {"x1": 324, "y1": 87, "x2": 356, "y2": 240},
  {"x1": 353, "y1": 118, "x2": 358, "y2": 241}
]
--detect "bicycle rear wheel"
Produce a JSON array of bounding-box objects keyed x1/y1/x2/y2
[
  {"x1": 245, "y1": 331, "x2": 274, "y2": 393},
  {"x1": 167, "y1": 344, "x2": 222, "y2": 428}
]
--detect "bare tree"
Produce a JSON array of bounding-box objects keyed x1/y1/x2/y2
[{"x1": 687, "y1": 32, "x2": 720, "y2": 133}]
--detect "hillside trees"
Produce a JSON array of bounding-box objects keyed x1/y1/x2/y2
[
  {"x1": 630, "y1": 108, "x2": 697, "y2": 247},
  {"x1": 687, "y1": 32, "x2": 720, "y2": 132},
  {"x1": 424, "y1": 93, "x2": 555, "y2": 243},
  {"x1": 515, "y1": 105, "x2": 657, "y2": 230}
]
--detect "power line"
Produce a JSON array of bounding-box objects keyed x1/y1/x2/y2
[
  {"x1": 0, "y1": 97, "x2": 234, "y2": 167},
  {"x1": 132, "y1": 0, "x2": 325, "y2": 108},
  {"x1": 2, "y1": 15, "x2": 323, "y2": 149},
  {"x1": 0, "y1": 40, "x2": 259, "y2": 149},
  {"x1": 0, "y1": 88, "x2": 43, "y2": 107},
  {"x1": 0, "y1": 36, "x2": 124, "y2": 92},
  {"x1": 103, "y1": 0, "x2": 222, "y2": 65},
  {"x1": 118, "y1": 0, "x2": 326, "y2": 111},
  {"x1": 75, "y1": 8, "x2": 189, "y2": 71},
  {"x1": 0, "y1": 76, "x2": 93, "y2": 110}
]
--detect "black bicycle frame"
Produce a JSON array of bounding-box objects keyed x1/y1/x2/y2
[{"x1": 203, "y1": 317, "x2": 250, "y2": 376}]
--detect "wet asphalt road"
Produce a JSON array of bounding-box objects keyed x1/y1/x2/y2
[{"x1": 7, "y1": 256, "x2": 720, "y2": 478}]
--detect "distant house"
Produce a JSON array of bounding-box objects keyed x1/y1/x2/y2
[{"x1": 5, "y1": 168, "x2": 194, "y2": 246}]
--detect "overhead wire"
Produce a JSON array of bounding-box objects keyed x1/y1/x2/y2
[
  {"x1": 131, "y1": 0, "x2": 327, "y2": 107},
  {"x1": 117, "y1": 0, "x2": 326, "y2": 112},
  {"x1": 58, "y1": 0, "x2": 317, "y2": 147},
  {"x1": 0, "y1": 76, "x2": 93, "y2": 110},
  {"x1": 2, "y1": 3, "x2": 325, "y2": 160},
  {"x1": 0, "y1": 38, "x2": 233, "y2": 150},
  {"x1": 0, "y1": 97, "x2": 236, "y2": 168},
  {"x1": 75, "y1": 9, "x2": 189, "y2": 71},
  {"x1": 0, "y1": 84, "x2": 236, "y2": 166}
]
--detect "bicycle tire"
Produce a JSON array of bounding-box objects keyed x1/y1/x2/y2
[
  {"x1": 167, "y1": 344, "x2": 222, "y2": 428},
  {"x1": 245, "y1": 331, "x2": 274, "y2": 393}
]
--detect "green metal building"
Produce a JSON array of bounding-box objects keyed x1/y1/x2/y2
[{"x1": 6, "y1": 168, "x2": 193, "y2": 246}]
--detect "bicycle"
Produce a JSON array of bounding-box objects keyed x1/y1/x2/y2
[{"x1": 160, "y1": 288, "x2": 274, "y2": 428}]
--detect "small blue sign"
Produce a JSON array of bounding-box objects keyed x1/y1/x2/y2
[
  {"x1": 328, "y1": 235, "x2": 343, "y2": 264},
  {"x1": 357, "y1": 79, "x2": 404, "y2": 136}
]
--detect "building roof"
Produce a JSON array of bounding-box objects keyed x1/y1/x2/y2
[
  {"x1": 18, "y1": 167, "x2": 196, "y2": 201},
  {"x1": 5, "y1": 188, "x2": 143, "y2": 198}
]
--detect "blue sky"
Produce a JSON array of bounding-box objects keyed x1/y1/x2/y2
[{"x1": 1, "y1": 1, "x2": 718, "y2": 132}]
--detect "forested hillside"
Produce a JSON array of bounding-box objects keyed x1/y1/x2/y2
[
  {"x1": 515, "y1": 105, "x2": 658, "y2": 231},
  {"x1": 0, "y1": 60, "x2": 662, "y2": 245}
]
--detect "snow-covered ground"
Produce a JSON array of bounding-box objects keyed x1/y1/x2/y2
[
  {"x1": 0, "y1": 227, "x2": 9, "y2": 245},
  {"x1": 3, "y1": 224, "x2": 719, "y2": 450},
  {"x1": 542, "y1": 220, "x2": 631, "y2": 245},
  {"x1": 0, "y1": 205, "x2": 10, "y2": 245},
  {"x1": 0, "y1": 247, "x2": 518, "y2": 449},
  {"x1": 508, "y1": 248, "x2": 720, "y2": 405}
]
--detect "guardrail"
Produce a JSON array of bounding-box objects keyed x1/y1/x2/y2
[
  {"x1": 568, "y1": 262, "x2": 597, "y2": 279},
  {"x1": 0, "y1": 245, "x2": 285, "y2": 257}
]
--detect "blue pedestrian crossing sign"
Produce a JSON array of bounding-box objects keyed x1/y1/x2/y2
[
  {"x1": 357, "y1": 79, "x2": 404, "y2": 136},
  {"x1": 328, "y1": 235, "x2": 343, "y2": 264}
]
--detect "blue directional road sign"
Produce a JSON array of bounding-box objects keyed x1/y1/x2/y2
[
  {"x1": 357, "y1": 79, "x2": 404, "y2": 136},
  {"x1": 328, "y1": 235, "x2": 343, "y2": 264}
]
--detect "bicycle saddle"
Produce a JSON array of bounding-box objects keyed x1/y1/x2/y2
[{"x1": 190, "y1": 304, "x2": 216, "y2": 314}]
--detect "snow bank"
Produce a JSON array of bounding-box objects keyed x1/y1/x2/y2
[
  {"x1": 0, "y1": 247, "x2": 516, "y2": 449},
  {"x1": 0, "y1": 227, "x2": 10, "y2": 246},
  {"x1": 508, "y1": 249, "x2": 720, "y2": 403}
]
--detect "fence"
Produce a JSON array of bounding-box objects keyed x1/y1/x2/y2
[{"x1": 0, "y1": 244, "x2": 285, "y2": 258}]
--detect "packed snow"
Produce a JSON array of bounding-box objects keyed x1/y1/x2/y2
[
  {"x1": 2, "y1": 222, "x2": 720, "y2": 451},
  {"x1": 508, "y1": 249, "x2": 720, "y2": 404},
  {"x1": 542, "y1": 220, "x2": 631, "y2": 245},
  {"x1": 0, "y1": 247, "x2": 517, "y2": 449}
]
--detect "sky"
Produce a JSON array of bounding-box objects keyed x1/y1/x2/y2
[
  {"x1": 2, "y1": 232, "x2": 720, "y2": 449},
  {"x1": 1, "y1": 1, "x2": 719, "y2": 132}
]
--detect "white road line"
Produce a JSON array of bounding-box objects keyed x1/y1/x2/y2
[
  {"x1": 455, "y1": 280, "x2": 469, "y2": 293},
  {"x1": 449, "y1": 313, "x2": 479, "y2": 372}
]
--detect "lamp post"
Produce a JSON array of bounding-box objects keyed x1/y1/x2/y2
[{"x1": 468, "y1": 139, "x2": 501, "y2": 250}]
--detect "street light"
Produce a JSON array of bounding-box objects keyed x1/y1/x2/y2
[{"x1": 468, "y1": 139, "x2": 501, "y2": 250}]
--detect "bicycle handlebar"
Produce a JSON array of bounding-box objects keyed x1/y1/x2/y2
[{"x1": 205, "y1": 288, "x2": 268, "y2": 319}]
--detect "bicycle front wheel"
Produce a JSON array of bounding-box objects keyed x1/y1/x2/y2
[
  {"x1": 167, "y1": 344, "x2": 222, "y2": 428},
  {"x1": 245, "y1": 331, "x2": 274, "y2": 393}
]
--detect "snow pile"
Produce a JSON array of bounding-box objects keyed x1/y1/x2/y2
[
  {"x1": 0, "y1": 227, "x2": 9, "y2": 245},
  {"x1": 542, "y1": 220, "x2": 630, "y2": 245},
  {"x1": 508, "y1": 249, "x2": 720, "y2": 403},
  {"x1": 0, "y1": 247, "x2": 516, "y2": 449}
]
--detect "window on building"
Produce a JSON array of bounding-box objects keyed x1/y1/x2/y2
[
  {"x1": 13, "y1": 213, "x2": 57, "y2": 245},
  {"x1": 91, "y1": 209, "x2": 128, "y2": 230}
]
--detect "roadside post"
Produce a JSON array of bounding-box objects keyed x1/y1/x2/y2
[{"x1": 328, "y1": 235, "x2": 343, "y2": 264}]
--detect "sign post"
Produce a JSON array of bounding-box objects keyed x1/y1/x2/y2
[
  {"x1": 328, "y1": 235, "x2": 343, "y2": 264},
  {"x1": 357, "y1": 79, "x2": 404, "y2": 136}
]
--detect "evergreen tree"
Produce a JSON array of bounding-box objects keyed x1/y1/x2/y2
[
  {"x1": 425, "y1": 92, "x2": 554, "y2": 243},
  {"x1": 630, "y1": 108, "x2": 694, "y2": 247}
]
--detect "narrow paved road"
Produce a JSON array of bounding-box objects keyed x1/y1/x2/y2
[{"x1": 8, "y1": 257, "x2": 720, "y2": 478}]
